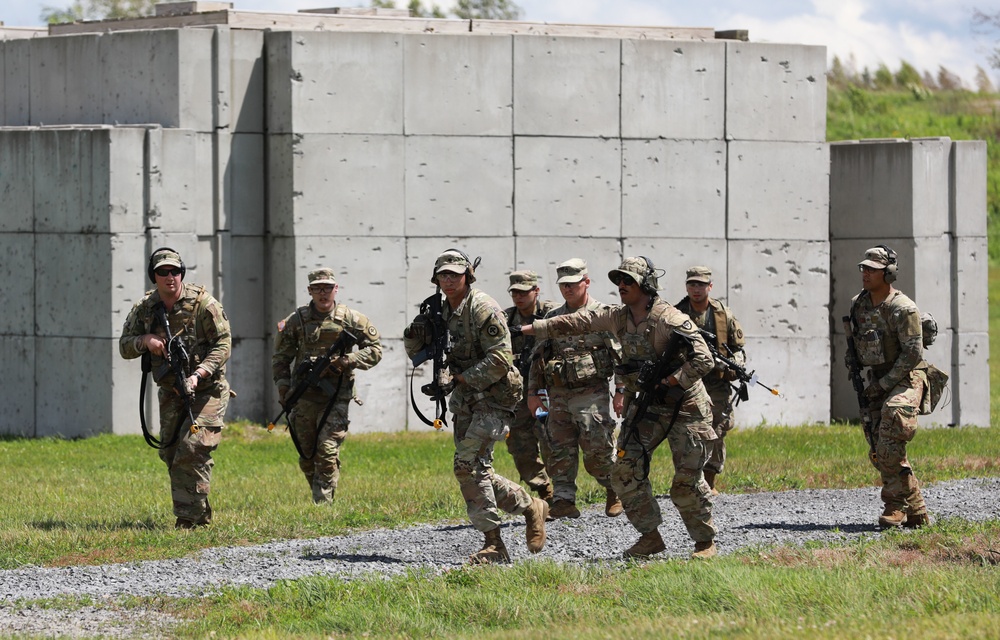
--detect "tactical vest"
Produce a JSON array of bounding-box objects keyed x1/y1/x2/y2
[
  {"x1": 292, "y1": 303, "x2": 354, "y2": 398},
  {"x1": 541, "y1": 301, "x2": 617, "y2": 389},
  {"x1": 143, "y1": 284, "x2": 211, "y2": 385},
  {"x1": 677, "y1": 296, "x2": 730, "y2": 380},
  {"x1": 615, "y1": 300, "x2": 670, "y2": 392}
]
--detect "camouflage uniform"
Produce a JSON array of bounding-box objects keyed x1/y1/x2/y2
[
  {"x1": 504, "y1": 290, "x2": 557, "y2": 498},
  {"x1": 848, "y1": 287, "x2": 929, "y2": 523},
  {"x1": 529, "y1": 297, "x2": 619, "y2": 506},
  {"x1": 120, "y1": 275, "x2": 232, "y2": 526},
  {"x1": 532, "y1": 295, "x2": 717, "y2": 546},
  {"x1": 272, "y1": 272, "x2": 382, "y2": 504},
  {"x1": 675, "y1": 292, "x2": 746, "y2": 481}
]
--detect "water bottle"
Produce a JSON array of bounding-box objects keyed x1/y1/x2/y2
[{"x1": 534, "y1": 389, "x2": 549, "y2": 424}]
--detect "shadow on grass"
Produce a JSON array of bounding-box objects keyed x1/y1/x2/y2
[
  {"x1": 735, "y1": 521, "x2": 875, "y2": 534},
  {"x1": 301, "y1": 552, "x2": 410, "y2": 564},
  {"x1": 28, "y1": 518, "x2": 160, "y2": 531}
]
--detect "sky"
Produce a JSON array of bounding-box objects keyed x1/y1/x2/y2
[{"x1": 1, "y1": 0, "x2": 996, "y2": 87}]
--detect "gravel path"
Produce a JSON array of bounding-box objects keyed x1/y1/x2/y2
[{"x1": 2, "y1": 477, "x2": 998, "y2": 637}]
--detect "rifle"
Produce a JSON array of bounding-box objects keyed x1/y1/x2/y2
[
  {"x1": 409, "y1": 288, "x2": 452, "y2": 430},
  {"x1": 843, "y1": 315, "x2": 877, "y2": 465},
  {"x1": 617, "y1": 330, "x2": 688, "y2": 481},
  {"x1": 140, "y1": 302, "x2": 198, "y2": 450},
  {"x1": 696, "y1": 328, "x2": 780, "y2": 405},
  {"x1": 267, "y1": 328, "x2": 360, "y2": 440}
]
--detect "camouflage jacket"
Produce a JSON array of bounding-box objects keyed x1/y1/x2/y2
[
  {"x1": 848, "y1": 289, "x2": 926, "y2": 391},
  {"x1": 119, "y1": 283, "x2": 231, "y2": 390},
  {"x1": 675, "y1": 296, "x2": 746, "y2": 389},
  {"x1": 504, "y1": 298, "x2": 556, "y2": 388},
  {"x1": 528, "y1": 297, "x2": 621, "y2": 393},
  {"x1": 272, "y1": 302, "x2": 382, "y2": 401}
]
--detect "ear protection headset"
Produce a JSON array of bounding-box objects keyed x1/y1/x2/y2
[
  {"x1": 147, "y1": 247, "x2": 186, "y2": 283},
  {"x1": 637, "y1": 255, "x2": 661, "y2": 295},
  {"x1": 434, "y1": 247, "x2": 482, "y2": 282},
  {"x1": 875, "y1": 244, "x2": 897, "y2": 284}
]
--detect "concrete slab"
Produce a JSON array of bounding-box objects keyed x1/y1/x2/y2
[
  {"x1": 226, "y1": 336, "x2": 269, "y2": 424},
  {"x1": 725, "y1": 42, "x2": 827, "y2": 142},
  {"x1": 32, "y1": 127, "x2": 146, "y2": 234},
  {"x1": 950, "y1": 140, "x2": 987, "y2": 237},
  {"x1": 513, "y1": 36, "x2": 619, "y2": 137},
  {"x1": 732, "y1": 336, "x2": 830, "y2": 427},
  {"x1": 0, "y1": 232, "x2": 34, "y2": 334},
  {"x1": 0, "y1": 128, "x2": 33, "y2": 232},
  {"x1": 952, "y1": 235, "x2": 988, "y2": 334},
  {"x1": 220, "y1": 234, "x2": 266, "y2": 339},
  {"x1": 28, "y1": 34, "x2": 102, "y2": 126},
  {"x1": 622, "y1": 237, "x2": 729, "y2": 306},
  {"x1": 621, "y1": 39, "x2": 725, "y2": 140},
  {"x1": 226, "y1": 28, "x2": 265, "y2": 133},
  {"x1": 268, "y1": 235, "x2": 408, "y2": 341},
  {"x1": 514, "y1": 136, "x2": 621, "y2": 237},
  {"x1": 952, "y1": 331, "x2": 990, "y2": 427},
  {"x1": 405, "y1": 136, "x2": 513, "y2": 237},
  {"x1": 727, "y1": 141, "x2": 829, "y2": 240},
  {"x1": 267, "y1": 133, "x2": 405, "y2": 237},
  {"x1": 2, "y1": 38, "x2": 30, "y2": 126},
  {"x1": 146, "y1": 128, "x2": 213, "y2": 235},
  {"x1": 514, "y1": 236, "x2": 622, "y2": 304},
  {"x1": 265, "y1": 31, "x2": 403, "y2": 135},
  {"x1": 35, "y1": 337, "x2": 114, "y2": 437},
  {"x1": 0, "y1": 336, "x2": 34, "y2": 436},
  {"x1": 830, "y1": 236, "x2": 953, "y2": 334},
  {"x1": 830, "y1": 139, "x2": 951, "y2": 239},
  {"x1": 35, "y1": 232, "x2": 147, "y2": 338},
  {"x1": 223, "y1": 133, "x2": 265, "y2": 236},
  {"x1": 727, "y1": 239, "x2": 831, "y2": 338},
  {"x1": 351, "y1": 339, "x2": 408, "y2": 432},
  {"x1": 622, "y1": 139, "x2": 726, "y2": 238},
  {"x1": 403, "y1": 34, "x2": 512, "y2": 136}
]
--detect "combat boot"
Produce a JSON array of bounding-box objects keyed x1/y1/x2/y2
[
  {"x1": 878, "y1": 506, "x2": 907, "y2": 529},
  {"x1": 622, "y1": 529, "x2": 666, "y2": 559},
  {"x1": 468, "y1": 528, "x2": 510, "y2": 564},
  {"x1": 549, "y1": 499, "x2": 581, "y2": 519},
  {"x1": 704, "y1": 470, "x2": 720, "y2": 496},
  {"x1": 605, "y1": 488, "x2": 623, "y2": 517},
  {"x1": 692, "y1": 541, "x2": 717, "y2": 559},
  {"x1": 523, "y1": 497, "x2": 548, "y2": 553},
  {"x1": 535, "y1": 482, "x2": 554, "y2": 502},
  {"x1": 903, "y1": 512, "x2": 932, "y2": 529}
]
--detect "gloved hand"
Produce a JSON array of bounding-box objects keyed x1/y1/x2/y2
[
  {"x1": 184, "y1": 374, "x2": 200, "y2": 396},
  {"x1": 329, "y1": 355, "x2": 351, "y2": 373},
  {"x1": 404, "y1": 315, "x2": 429, "y2": 342},
  {"x1": 864, "y1": 380, "x2": 883, "y2": 401},
  {"x1": 278, "y1": 385, "x2": 290, "y2": 407}
]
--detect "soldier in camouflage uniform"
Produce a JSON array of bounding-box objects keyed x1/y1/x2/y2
[
  {"x1": 272, "y1": 268, "x2": 383, "y2": 505},
  {"x1": 846, "y1": 246, "x2": 931, "y2": 529},
  {"x1": 522, "y1": 257, "x2": 718, "y2": 559},
  {"x1": 526, "y1": 259, "x2": 622, "y2": 519},
  {"x1": 120, "y1": 248, "x2": 232, "y2": 529},
  {"x1": 503, "y1": 270, "x2": 556, "y2": 501},
  {"x1": 675, "y1": 266, "x2": 746, "y2": 495},
  {"x1": 404, "y1": 250, "x2": 548, "y2": 564}
]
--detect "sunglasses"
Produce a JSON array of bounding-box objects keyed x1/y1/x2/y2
[
  {"x1": 308, "y1": 285, "x2": 335, "y2": 294},
  {"x1": 154, "y1": 267, "x2": 182, "y2": 277},
  {"x1": 612, "y1": 274, "x2": 636, "y2": 286}
]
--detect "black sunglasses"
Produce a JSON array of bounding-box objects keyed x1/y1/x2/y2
[
  {"x1": 613, "y1": 274, "x2": 636, "y2": 286},
  {"x1": 154, "y1": 267, "x2": 182, "y2": 277}
]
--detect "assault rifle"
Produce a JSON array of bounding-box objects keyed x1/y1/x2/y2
[
  {"x1": 696, "y1": 328, "x2": 780, "y2": 405},
  {"x1": 843, "y1": 315, "x2": 877, "y2": 465},
  {"x1": 267, "y1": 328, "x2": 360, "y2": 434},
  {"x1": 409, "y1": 288, "x2": 452, "y2": 430},
  {"x1": 141, "y1": 302, "x2": 198, "y2": 449}
]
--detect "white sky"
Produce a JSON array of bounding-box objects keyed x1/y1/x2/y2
[{"x1": 1, "y1": 0, "x2": 996, "y2": 86}]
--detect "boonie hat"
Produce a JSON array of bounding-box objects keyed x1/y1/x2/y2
[
  {"x1": 685, "y1": 266, "x2": 713, "y2": 284},
  {"x1": 508, "y1": 270, "x2": 540, "y2": 292},
  {"x1": 608, "y1": 257, "x2": 659, "y2": 290},
  {"x1": 556, "y1": 259, "x2": 588, "y2": 284},
  {"x1": 308, "y1": 268, "x2": 337, "y2": 285}
]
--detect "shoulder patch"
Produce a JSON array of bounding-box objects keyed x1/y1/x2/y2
[
  {"x1": 681, "y1": 320, "x2": 693, "y2": 331},
  {"x1": 487, "y1": 324, "x2": 501, "y2": 337},
  {"x1": 367, "y1": 325, "x2": 378, "y2": 336},
  {"x1": 735, "y1": 328, "x2": 743, "y2": 339},
  {"x1": 277, "y1": 319, "x2": 286, "y2": 332}
]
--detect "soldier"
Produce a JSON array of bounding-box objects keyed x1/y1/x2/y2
[
  {"x1": 404, "y1": 249, "x2": 548, "y2": 564},
  {"x1": 675, "y1": 266, "x2": 746, "y2": 495},
  {"x1": 526, "y1": 259, "x2": 622, "y2": 519},
  {"x1": 846, "y1": 246, "x2": 931, "y2": 529},
  {"x1": 503, "y1": 270, "x2": 556, "y2": 501},
  {"x1": 522, "y1": 257, "x2": 717, "y2": 559},
  {"x1": 120, "y1": 248, "x2": 232, "y2": 529},
  {"x1": 272, "y1": 268, "x2": 383, "y2": 505}
]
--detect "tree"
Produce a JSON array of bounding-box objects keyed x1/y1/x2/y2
[
  {"x1": 41, "y1": 0, "x2": 154, "y2": 23},
  {"x1": 972, "y1": 9, "x2": 1000, "y2": 70},
  {"x1": 975, "y1": 65, "x2": 995, "y2": 93},
  {"x1": 873, "y1": 63, "x2": 894, "y2": 90},
  {"x1": 894, "y1": 60, "x2": 923, "y2": 88},
  {"x1": 828, "y1": 55, "x2": 849, "y2": 88},
  {"x1": 372, "y1": 0, "x2": 521, "y2": 20},
  {"x1": 937, "y1": 65, "x2": 963, "y2": 90},
  {"x1": 922, "y1": 70, "x2": 939, "y2": 91}
]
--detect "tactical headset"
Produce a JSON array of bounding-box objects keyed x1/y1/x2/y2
[
  {"x1": 637, "y1": 255, "x2": 661, "y2": 295},
  {"x1": 147, "y1": 247, "x2": 186, "y2": 283},
  {"x1": 875, "y1": 244, "x2": 898, "y2": 284},
  {"x1": 433, "y1": 247, "x2": 482, "y2": 284}
]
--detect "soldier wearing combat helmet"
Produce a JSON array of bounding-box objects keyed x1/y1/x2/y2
[{"x1": 846, "y1": 245, "x2": 933, "y2": 529}]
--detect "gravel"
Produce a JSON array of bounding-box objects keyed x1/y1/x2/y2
[{"x1": 1, "y1": 477, "x2": 998, "y2": 637}]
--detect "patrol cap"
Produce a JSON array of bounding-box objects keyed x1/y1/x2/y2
[
  {"x1": 308, "y1": 268, "x2": 337, "y2": 285},
  {"x1": 608, "y1": 256, "x2": 659, "y2": 290},
  {"x1": 556, "y1": 258, "x2": 588, "y2": 284},
  {"x1": 685, "y1": 265, "x2": 713, "y2": 284},
  {"x1": 432, "y1": 249, "x2": 476, "y2": 284},
  {"x1": 151, "y1": 249, "x2": 183, "y2": 270},
  {"x1": 507, "y1": 270, "x2": 540, "y2": 292},
  {"x1": 858, "y1": 247, "x2": 892, "y2": 269}
]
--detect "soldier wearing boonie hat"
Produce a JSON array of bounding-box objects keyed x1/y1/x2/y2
[
  {"x1": 405, "y1": 249, "x2": 549, "y2": 565},
  {"x1": 503, "y1": 270, "x2": 557, "y2": 503},
  {"x1": 272, "y1": 266, "x2": 383, "y2": 505},
  {"x1": 676, "y1": 265, "x2": 747, "y2": 496},
  {"x1": 521, "y1": 255, "x2": 719, "y2": 560}
]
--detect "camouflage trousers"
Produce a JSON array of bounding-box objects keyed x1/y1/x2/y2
[
  {"x1": 157, "y1": 379, "x2": 229, "y2": 524},
  {"x1": 546, "y1": 383, "x2": 616, "y2": 502},
  {"x1": 612, "y1": 394, "x2": 716, "y2": 543},
  {"x1": 453, "y1": 403, "x2": 533, "y2": 532},
  {"x1": 505, "y1": 400, "x2": 552, "y2": 494},
  {"x1": 864, "y1": 370, "x2": 928, "y2": 517},
  {"x1": 290, "y1": 397, "x2": 350, "y2": 504},
  {"x1": 704, "y1": 383, "x2": 734, "y2": 476}
]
